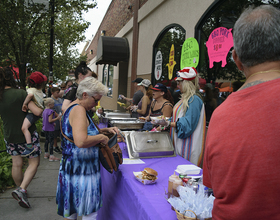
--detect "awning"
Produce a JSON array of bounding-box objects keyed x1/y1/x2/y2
[{"x1": 96, "y1": 36, "x2": 129, "y2": 66}]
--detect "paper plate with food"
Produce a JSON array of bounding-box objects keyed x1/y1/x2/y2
[
  {"x1": 133, "y1": 168, "x2": 158, "y2": 185},
  {"x1": 138, "y1": 116, "x2": 146, "y2": 121}
]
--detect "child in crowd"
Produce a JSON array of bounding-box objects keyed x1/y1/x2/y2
[
  {"x1": 21, "y1": 71, "x2": 47, "y2": 156},
  {"x1": 51, "y1": 87, "x2": 63, "y2": 154},
  {"x1": 42, "y1": 98, "x2": 62, "y2": 161}
]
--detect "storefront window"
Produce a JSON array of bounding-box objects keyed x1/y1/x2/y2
[
  {"x1": 152, "y1": 24, "x2": 186, "y2": 86},
  {"x1": 196, "y1": 0, "x2": 280, "y2": 83},
  {"x1": 102, "y1": 64, "x2": 113, "y2": 97}
]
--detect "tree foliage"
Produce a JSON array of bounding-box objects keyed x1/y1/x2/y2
[{"x1": 0, "y1": 0, "x2": 97, "y2": 87}]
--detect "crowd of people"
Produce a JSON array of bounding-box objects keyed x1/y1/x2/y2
[{"x1": 0, "y1": 4, "x2": 279, "y2": 220}]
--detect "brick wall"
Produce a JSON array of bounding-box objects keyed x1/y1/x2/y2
[{"x1": 86, "y1": 0, "x2": 149, "y2": 62}]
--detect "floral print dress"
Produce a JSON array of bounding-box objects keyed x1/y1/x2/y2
[{"x1": 56, "y1": 104, "x2": 102, "y2": 217}]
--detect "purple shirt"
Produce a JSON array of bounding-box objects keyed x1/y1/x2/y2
[{"x1": 42, "y1": 108, "x2": 55, "y2": 131}]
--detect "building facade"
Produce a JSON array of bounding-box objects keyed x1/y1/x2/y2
[{"x1": 84, "y1": 0, "x2": 280, "y2": 110}]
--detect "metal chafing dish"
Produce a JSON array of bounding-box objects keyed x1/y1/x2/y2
[
  {"x1": 125, "y1": 131, "x2": 176, "y2": 159},
  {"x1": 110, "y1": 118, "x2": 145, "y2": 130},
  {"x1": 105, "y1": 112, "x2": 131, "y2": 118}
]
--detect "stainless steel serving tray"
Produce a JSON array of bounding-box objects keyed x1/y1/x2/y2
[
  {"x1": 105, "y1": 112, "x2": 131, "y2": 118},
  {"x1": 125, "y1": 131, "x2": 176, "y2": 159},
  {"x1": 110, "y1": 120, "x2": 144, "y2": 130}
]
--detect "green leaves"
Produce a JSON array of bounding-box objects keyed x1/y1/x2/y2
[
  {"x1": 0, "y1": 0, "x2": 97, "y2": 86},
  {"x1": 0, "y1": 154, "x2": 13, "y2": 191}
]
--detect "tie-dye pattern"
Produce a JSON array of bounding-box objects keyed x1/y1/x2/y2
[{"x1": 56, "y1": 104, "x2": 102, "y2": 217}]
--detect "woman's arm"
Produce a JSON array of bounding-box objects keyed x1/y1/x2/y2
[
  {"x1": 70, "y1": 105, "x2": 109, "y2": 148},
  {"x1": 61, "y1": 99, "x2": 71, "y2": 113},
  {"x1": 100, "y1": 127, "x2": 119, "y2": 134},
  {"x1": 162, "y1": 104, "x2": 173, "y2": 118},
  {"x1": 136, "y1": 96, "x2": 150, "y2": 115},
  {"x1": 175, "y1": 97, "x2": 203, "y2": 139}
]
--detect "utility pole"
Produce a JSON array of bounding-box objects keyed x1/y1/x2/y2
[{"x1": 49, "y1": 0, "x2": 54, "y2": 84}]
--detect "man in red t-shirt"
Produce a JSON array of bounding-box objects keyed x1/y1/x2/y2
[{"x1": 203, "y1": 5, "x2": 280, "y2": 220}]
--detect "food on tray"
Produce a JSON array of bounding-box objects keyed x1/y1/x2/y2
[
  {"x1": 138, "y1": 116, "x2": 146, "y2": 121},
  {"x1": 141, "y1": 168, "x2": 158, "y2": 181},
  {"x1": 133, "y1": 167, "x2": 158, "y2": 185}
]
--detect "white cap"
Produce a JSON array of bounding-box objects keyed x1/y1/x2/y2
[
  {"x1": 138, "y1": 79, "x2": 151, "y2": 87},
  {"x1": 176, "y1": 67, "x2": 197, "y2": 81}
]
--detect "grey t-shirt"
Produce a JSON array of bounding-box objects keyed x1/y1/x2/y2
[{"x1": 132, "y1": 90, "x2": 143, "y2": 118}]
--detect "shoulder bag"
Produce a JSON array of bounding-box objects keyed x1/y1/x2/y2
[{"x1": 60, "y1": 119, "x2": 123, "y2": 174}]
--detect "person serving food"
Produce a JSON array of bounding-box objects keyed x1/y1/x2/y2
[{"x1": 154, "y1": 67, "x2": 206, "y2": 166}]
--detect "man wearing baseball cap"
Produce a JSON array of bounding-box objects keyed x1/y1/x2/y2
[{"x1": 119, "y1": 77, "x2": 144, "y2": 118}]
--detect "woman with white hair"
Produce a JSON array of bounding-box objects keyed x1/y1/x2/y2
[
  {"x1": 157, "y1": 67, "x2": 206, "y2": 166},
  {"x1": 56, "y1": 77, "x2": 119, "y2": 220}
]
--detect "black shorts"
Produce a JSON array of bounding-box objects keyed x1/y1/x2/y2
[{"x1": 26, "y1": 113, "x2": 41, "y2": 124}]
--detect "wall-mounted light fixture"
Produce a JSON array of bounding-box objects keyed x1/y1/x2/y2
[{"x1": 101, "y1": 30, "x2": 106, "y2": 36}]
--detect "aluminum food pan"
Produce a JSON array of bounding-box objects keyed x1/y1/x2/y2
[
  {"x1": 110, "y1": 120, "x2": 144, "y2": 130},
  {"x1": 105, "y1": 112, "x2": 131, "y2": 118},
  {"x1": 125, "y1": 131, "x2": 176, "y2": 159}
]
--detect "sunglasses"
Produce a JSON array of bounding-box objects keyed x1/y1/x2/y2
[{"x1": 92, "y1": 96, "x2": 100, "y2": 104}]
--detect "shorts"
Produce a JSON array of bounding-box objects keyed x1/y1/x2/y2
[
  {"x1": 5, "y1": 131, "x2": 41, "y2": 159},
  {"x1": 26, "y1": 112, "x2": 41, "y2": 124},
  {"x1": 54, "y1": 129, "x2": 61, "y2": 138}
]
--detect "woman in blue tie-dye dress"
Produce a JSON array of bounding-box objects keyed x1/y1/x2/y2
[{"x1": 56, "y1": 77, "x2": 119, "y2": 220}]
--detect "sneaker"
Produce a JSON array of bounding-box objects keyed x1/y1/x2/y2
[
  {"x1": 21, "y1": 147, "x2": 35, "y2": 157},
  {"x1": 49, "y1": 155, "x2": 60, "y2": 162},
  {"x1": 44, "y1": 153, "x2": 50, "y2": 159},
  {"x1": 54, "y1": 147, "x2": 62, "y2": 154},
  {"x1": 11, "y1": 187, "x2": 31, "y2": 208}
]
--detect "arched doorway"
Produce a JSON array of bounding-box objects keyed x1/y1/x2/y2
[{"x1": 151, "y1": 24, "x2": 186, "y2": 86}]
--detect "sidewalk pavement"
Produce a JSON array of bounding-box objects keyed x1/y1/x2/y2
[{"x1": 0, "y1": 141, "x2": 77, "y2": 220}]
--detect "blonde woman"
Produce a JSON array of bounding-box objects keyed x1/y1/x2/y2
[{"x1": 157, "y1": 67, "x2": 206, "y2": 166}]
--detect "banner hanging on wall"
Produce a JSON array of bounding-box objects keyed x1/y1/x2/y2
[
  {"x1": 206, "y1": 27, "x2": 234, "y2": 68},
  {"x1": 166, "y1": 44, "x2": 176, "y2": 80},
  {"x1": 154, "y1": 51, "x2": 162, "y2": 80},
  {"x1": 180, "y1": 37, "x2": 199, "y2": 69}
]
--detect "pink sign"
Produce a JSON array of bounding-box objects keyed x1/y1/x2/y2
[{"x1": 206, "y1": 27, "x2": 233, "y2": 68}]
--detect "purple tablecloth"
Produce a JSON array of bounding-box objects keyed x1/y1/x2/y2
[{"x1": 97, "y1": 141, "x2": 198, "y2": 220}]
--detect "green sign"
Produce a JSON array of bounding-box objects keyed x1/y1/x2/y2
[{"x1": 180, "y1": 37, "x2": 199, "y2": 69}]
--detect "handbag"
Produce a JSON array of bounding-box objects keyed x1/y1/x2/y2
[
  {"x1": 60, "y1": 120, "x2": 123, "y2": 174},
  {"x1": 96, "y1": 131, "x2": 123, "y2": 173}
]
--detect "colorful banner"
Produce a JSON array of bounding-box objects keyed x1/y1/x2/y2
[
  {"x1": 206, "y1": 27, "x2": 234, "y2": 68},
  {"x1": 180, "y1": 37, "x2": 199, "y2": 69},
  {"x1": 166, "y1": 44, "x2": 176, "y2": 80}
]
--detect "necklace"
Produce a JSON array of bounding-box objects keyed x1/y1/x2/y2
[{"x1": 246, "y1": 69, "x2": 280, "y2": 81}]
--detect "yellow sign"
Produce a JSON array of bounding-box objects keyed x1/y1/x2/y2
[{"x1": 166, "y1": 44, "x2": 176, "y2": 80}]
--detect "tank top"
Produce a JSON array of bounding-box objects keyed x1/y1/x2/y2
[{"x1": 150, "y1": 100, "x2": 173, "y2": 117}]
